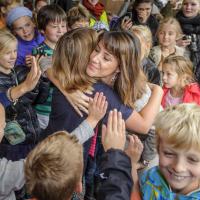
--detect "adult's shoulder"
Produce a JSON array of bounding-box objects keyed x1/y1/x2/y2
[
  {"x1": 93, "y1": 82, "x2": 115, "y2": 94},
  {"x1": 93, "y1": 82, "x2": 133, "y2": 121},
  {"x1": 93, "y1": 82, "x2": 122, "y2": 101}
]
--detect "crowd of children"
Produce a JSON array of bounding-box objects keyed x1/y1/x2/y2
[{"x1": 0, "y1": 0, "x2": 200, "y2": 200}]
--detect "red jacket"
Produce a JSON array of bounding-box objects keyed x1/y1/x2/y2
[{"x1": 162, "y1": 83, "x2": 200, "y2": 108}]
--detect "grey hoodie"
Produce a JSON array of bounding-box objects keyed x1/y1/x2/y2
[{"x1": 0, "y1": 158, "x2": 25, "y2": 200}]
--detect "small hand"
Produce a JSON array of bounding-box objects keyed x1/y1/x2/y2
[
  {"x1": 102, "y1": 109, "x2": 126, "y2": 152},
  {"x1": 121, "y1": 17, "x2": 133, "y2": 30},
  {"x1": 23, "y1": 56, "x2": 41, "y2": 92},
  {"x1": 125, "y1": 134, "x2": 144, "y2": 165},
  {"x1": 86, "y1": 92, "x2": 108, "y2": 128},
  {"x1": 176, "y1": 38, "x2": 191, "y2": 48}
]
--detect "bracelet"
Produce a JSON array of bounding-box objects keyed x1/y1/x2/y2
[{"x1": 6, "y1": 87, "x2": 18, "y2": 104}]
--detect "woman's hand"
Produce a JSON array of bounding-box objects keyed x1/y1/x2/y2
[{"x1": 65, "y1": 90, "x2": 92, "y2": 117}]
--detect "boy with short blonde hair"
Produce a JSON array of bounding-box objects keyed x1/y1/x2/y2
[
  {"x1": 25, "y1": 131, "x2": 83, "y2": 200},
  {"x1": 135, "y1": 103, "x2": 200, "y2": 199}
]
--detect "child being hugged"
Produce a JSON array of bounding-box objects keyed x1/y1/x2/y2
[
  {"x1": 149, "y1": 17, "x2": 186, "y2": 72},
  {"x1": 32, "y1": 4, "x2": 67, "y2": 130},
  {"x1": 161, "y1": 55, "x2": 200, "y2": 108},
  {"x1": 133, "y1": 103, "x2": 200, "y2": 199},
  {"x1": 6, "y1": 6, "x2": 44, "y2": 66}
]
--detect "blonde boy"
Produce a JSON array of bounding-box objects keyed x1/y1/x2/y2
[
  {"x1": 25, "y1": 131, "x2": 83, "y2": 200},
  {"x1": 137, "y1": 103, "x2": 200, "y2": 199}
]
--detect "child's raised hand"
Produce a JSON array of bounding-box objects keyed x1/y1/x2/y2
[
  {"x1": 176, "y1": 37, "x2": 191, "y2": 48},
  {"x1": 121, "y1": 17, "x2": 133, "y2": 30},
  {"x1": 102, "y1": 109, "x2": 126, "y2": 152},
  {"x1": 125, "y1": 134, "x2": 143, "y2": 165},
  {"x1": 86, "y1": 92, "x2": 108, "y2": 128},
  {"x1": 23, "y1": 56, "x2": 41, "y2": 92}
]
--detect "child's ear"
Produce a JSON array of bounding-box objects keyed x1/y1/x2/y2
[
  {"x1": 74, "y1": 181, "x2": 82, "y2": 193},
  {"x1": 179, "y1": 74, "x2": 188, "y2": 87},
  {"x1": 0, "y1": 7, "x2": 7, "y2": 15}
]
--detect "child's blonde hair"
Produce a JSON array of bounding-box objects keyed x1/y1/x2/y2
[
  {"x1": 131, "y1": 25, "x2": 152, "y2": 56},
  {"x1": 155, "y1": 103, "x2": 200, "y2": 151},
  {"x1": 25, "y1": 131, "x2": 83, "y2": 200},
  {"x1": 157, "y1": 17, "x2": 183, "y2": 39},
  {"x1": 163, "y1": 55, "x2": 195, "y2": 88},
  {"x1": 0, "y1": 29, "x2": 17, "y2": 56}
]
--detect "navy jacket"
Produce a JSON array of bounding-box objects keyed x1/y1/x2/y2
[{"x1": 97, "y1": 149, "x2": 133, "y2": 200}]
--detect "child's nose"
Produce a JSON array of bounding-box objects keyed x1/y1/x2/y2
[
  {"x1": 186, "y1": 4, "x2": 192, "y2": 9},
  {"x1": 11, "y1": 51, "x2": 17, "y2": 59},
  {"x1": 22, "y1": 27, "x2": 28, "y2": 34},
  {"x1": 57, "y1": 26, "x2": 62, "y2": 32},
  {"x1": 162, "y1": 74, "x2": 166, "y2": 80},
  {"x1": 172, "y1": 159, "x2": 186, "y2": 173}
]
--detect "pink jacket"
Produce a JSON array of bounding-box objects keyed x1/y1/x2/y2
[{"x1": 162, "y1": 83, "x2": 200, "y2": 108}]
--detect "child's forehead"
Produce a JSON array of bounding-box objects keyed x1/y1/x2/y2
[
  {"x1": 160, "y1": 23, "x2": 177, "y2": 31},
  {"x1": 162, "y1": 63, "x2": 176, "y2": 71},
  {"x1": 160, "y1": 138, "x2": 200, "y2": 156},
  {"x1": 183, "y1": 0, "x2": 200, "y2": 4},
  {"x1": 36, "y1": 0, "x2": 48, "y2": 5},
  {"x1": 13, "y1": 16, "x2": 32, "y2": 26},
  {"x1": 48, "y1": 18, "x2": 66, "y2": 24}
]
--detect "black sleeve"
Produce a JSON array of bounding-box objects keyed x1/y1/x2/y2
[
  {"x1": 33, "y1": 77, "x2": 50, "y2": 105},
  {"x1": 195, "y1": 60, "x2": 200, "y2": 84},
  {"x1": 96, "y1": 149, "x2": 133, "y2": 200}
]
